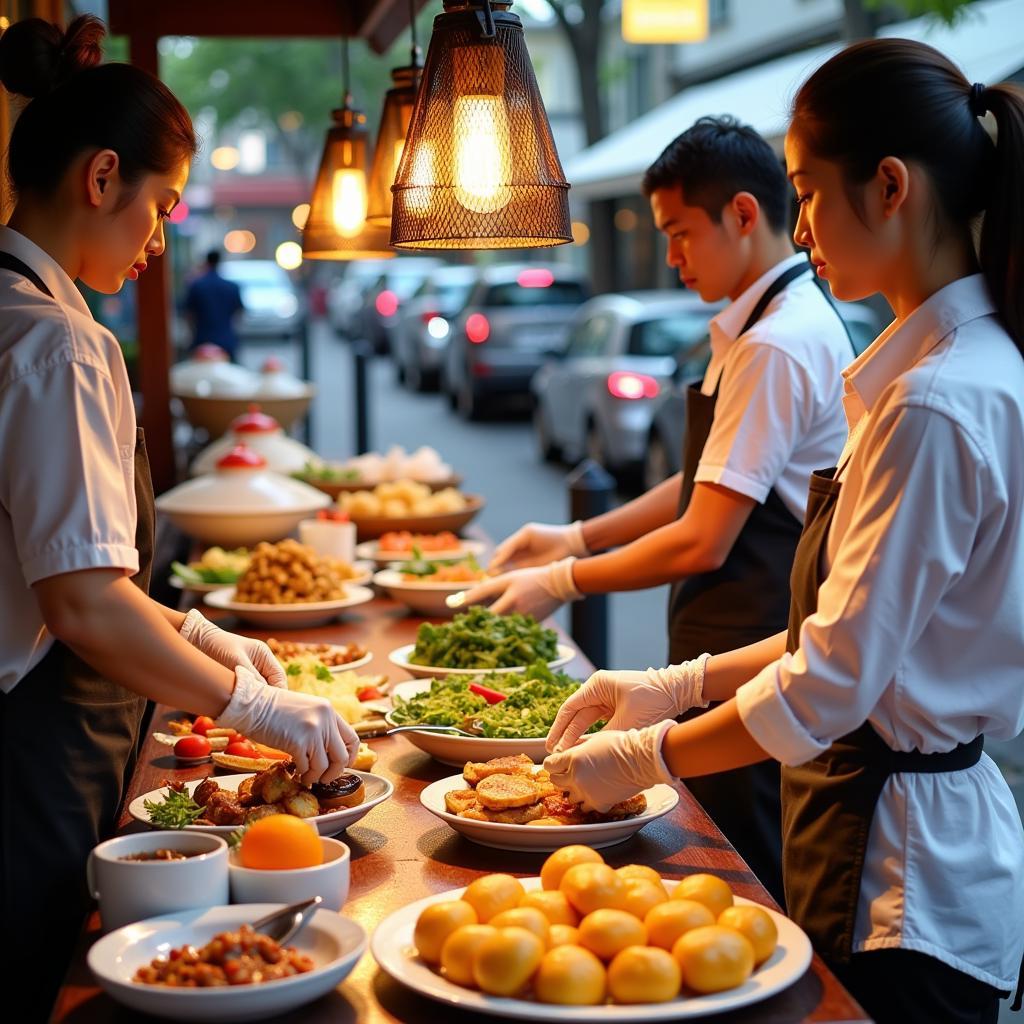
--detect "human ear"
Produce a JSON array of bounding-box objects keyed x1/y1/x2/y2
[
  {"x1": 85, "y1": 149, "x2": 121, "y2": 208},
  {"x1": 874, "y1": 156, "x2": 909, "y2": 218},
  {"x1": 730, "y1": 192, "x2": 760, "y2": 236}
]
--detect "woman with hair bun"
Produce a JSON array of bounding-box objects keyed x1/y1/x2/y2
[
  {"x1": 544, "y1": 37, "x2": 1024, "y2": 1023},
  {"x1": 0, "y1": 16, "x2": 358, "y2": 1016}
]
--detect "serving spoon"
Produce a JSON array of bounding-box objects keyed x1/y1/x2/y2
[
  {"x1": 386, "y1": 724, "x2": 478, "y2": 737},
  {"x1": 250, "y1": 896, "x2": 323, "y2": 946}
]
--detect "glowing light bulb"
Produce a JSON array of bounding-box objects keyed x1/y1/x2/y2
[
  {"x1": 453, "y1": 95, "x2": 512, "y2": 214},
  {"x1": 405, "y1": 140, "x2": 436, "y2": 215},
  {"x1": 331, "y1": 169, "x2": 367, "y2": 237}
]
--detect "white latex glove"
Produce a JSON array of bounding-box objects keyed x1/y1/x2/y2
[
  {"x1": 180, "y1": 609, "x2": 286, "y2": 688},
  {"x1": 544, "y1": 721, "x2": 676, "y2": 813},
  {"x1": 490, "y1": 520, "x2": 589, "y2": 572},
  {"x1": 457, "y1": 557, "x2": 582, "y2": 619},
  {"x1": 218, "y1": 666, "x2": 359, "y2": 786},
  {"x1": 546, "y1": 653, "x2": 711, "y2": 753}
]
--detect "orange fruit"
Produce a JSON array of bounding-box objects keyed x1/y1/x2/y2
[
  {"x1": 462, "y1": 873, "x2": 526, "y2": 923},
  {"x1": 672, "y1": 874, "x2": 734, "y2": 918},
  {"x1": 718, "y1": 905, "x2": 778, "y2": 965},
  {"x1": 519, "y1": 889, "x2": 581, "y2": 927},
  {"x1": 440, "y1": 924, "x2": 498, "y2": 987},
  {"x1": 548, "y1": 923, "x2": 582, "y2": 948},
  {"x1": 560, "y1": 863, "x2": 629, "y2": 916},
  {"x1": 534, "y1": 945, "x2": 607, "y2": 1005},
  {"x1": 414, "y1": 901, "x2": 478, "y2": 964},
  {"x1": 577, "y1": 908, "x2": 647, "y2": 961},
  {"x1": 645, "y1": 899, "x2": 715, "y2": 950},
  {"x1": 620, "y1": 878, "x2": 668, "y2": 920},
  {"x1": 673, "y1": 925, "x2": 755, "y2": 994},
  {"x1": 608, "y1": 945, "x2": 681, "y2": 1003},
  {"x1": 616, "y1": 864, "x2": 665, "y2": 888},
  {"x1": 472, "y1": 926, "x2": 545, "y2": 996},
  {"x1": 490, "y1": 907, "x2": 551, "y2": 946},
  {"x1": 541, "y1": 845, "x2": 604, "y2": 891},
  {"x1": 238, "y1": 814, "x2": 322, "y2": 870}
]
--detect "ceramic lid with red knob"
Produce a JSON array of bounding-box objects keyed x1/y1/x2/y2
[
  {"x1": 229, "y1": 405, "x2": 282, "y2": 435},
  {"x1": 216, "y1": 444, "x2": 267, "y2": 471},
  {"x1": 190, "y1": 406, "x2": 317, "y2": 477}
]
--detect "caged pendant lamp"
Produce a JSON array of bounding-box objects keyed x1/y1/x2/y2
[
  {"x1": 390, "y1": 0, "x2": 572, "y2": 250},
  {"x1": 366, "y1": 0, "x2": 424, "y2": 227},
  {"x1": 303, "y1": 37, "x2": 395, "y2": 260}
]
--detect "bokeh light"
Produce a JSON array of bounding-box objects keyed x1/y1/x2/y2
[
  {"x1": 224, "y1": 229, "x2": 256, "y2": 254},
  {"x1": 275, "y1": 241, "x2": 303, "y2": 270},
  {"x1": 211, "y1": 146, "x2": 240, "y2": 171}
]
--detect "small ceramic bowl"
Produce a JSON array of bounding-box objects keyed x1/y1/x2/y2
[{"x1": 228, "y1": 837, "x2": 350, "y2": 911}]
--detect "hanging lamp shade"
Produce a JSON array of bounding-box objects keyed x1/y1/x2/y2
[
  {"x1": 302, "y1": 98, "x2": 395, "y2": 260},
  {"x1": 367, "y1": 63, "x2": 423, "y2": 227},
  {"x1": 390, "y1": 0, "x2": 571, "y2": 250}
]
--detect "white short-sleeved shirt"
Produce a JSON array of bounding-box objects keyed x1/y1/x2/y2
[
  {"x1": 696, "y1": 253, "x2": 853, "y2": 522},
  {"x1": 0, "y1": 225, "x2": 139, "y2": 693},
  {"x1": 736, "y1": 275, "x2": 1024, "y2": 989}
]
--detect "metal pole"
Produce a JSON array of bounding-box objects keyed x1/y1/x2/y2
[
  {"x1": 567, "y1": 458, "x2": 614, "y2": 669},
  {"x1": 352, "y1": 340, "x2": 372, "y2": 455}
]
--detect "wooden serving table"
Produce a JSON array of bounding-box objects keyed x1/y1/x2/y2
[{"x1": 51, "y1": 594, "x2": 870, "y2": 1023}]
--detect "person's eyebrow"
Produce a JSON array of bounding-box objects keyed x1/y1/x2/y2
[
  {"x1": 657, "y1": 218, "x2": 679, "y2": 231},
  {"x1": 787, "y1": 169, "x2": 807, "y2": 182}
]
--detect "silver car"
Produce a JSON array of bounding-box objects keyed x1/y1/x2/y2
[
  {"x1": 325, "y1": 258, "x2": 394, "y2": 338},
  {"x1": 393, "y1": 265, "x2": 479, "y2": 391},
  {"x1": 359, "y1": 256, "x2": 444, "y2": 353},
  {"x1": 531, "y1": 291, "x2": 719, "y2": 475},
  {"x1": 218, "y1": 259, "x2": 304, "y2": 341}
]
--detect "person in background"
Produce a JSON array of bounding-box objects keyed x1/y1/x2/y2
[
  {"x1": 184, "y1": 248, "x2": 244, "y2": 359},
  {"x1": 461, "y1": 116, "x2": 855, "y2": 904},
  {"x1": 0, "y1": 17, "x2": 356, "y2": 1019},
  {"x1": 544, "y1": 38, "x2": 1024, "y2": 1024}
]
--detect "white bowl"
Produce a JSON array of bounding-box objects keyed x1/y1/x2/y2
[
  {"x1": 356, "y1": 538, "x2": 486, "y2": 567},
  {"x1": 372, "y1": 569, "x2": 484, "y2": 617},
  {"x1": 389, "y1": 642, "x2": 576, "y2": 679},
  {"x1": 229, "y1": 837, "x2": 350, "y2": 911},
  {"x1": 161, "y1": 507, "x2": 330, "y2": 548},
  {"x1": 89, "y1": 903, "x2": 365, "y2": 1022},
  {"x1": 176, "y1": 392, "x2": 315, "y2": 437},
  {"x1": 204, "y1": 584, "x2": 374, "y2": 628}
]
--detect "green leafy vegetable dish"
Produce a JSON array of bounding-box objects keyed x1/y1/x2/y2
[
  {"x1": 143, "y1": 787, "x2": 204, "y2": 829},
  {"x1": 171, "y1": 546, "x2": 250, "y2": 585},
  {"x1": 389, "y1": 663, "x2": 600, "y2": 739},
  {"x1": 293, "y1": 460, "x2": 361, "y2": 484},
  {"x1": 410, "y1": 606, "x2": 558, "y2": 669}
]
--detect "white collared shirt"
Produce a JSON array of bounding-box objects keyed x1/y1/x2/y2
[
  {"x1": 0, "y1": 225, "x2": 139, "y2": 693},
  {"x1": 737, "y1": 275, "x2": 1024, "y2": 989},
  {"x1": 696, "y1": 252, "x2": 853, "y2": 522}
]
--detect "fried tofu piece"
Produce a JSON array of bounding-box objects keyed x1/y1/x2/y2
[
  {"x1": 476, "y1": 773, "x2": 543, "y2": 810},
  {"x1": 252, "y1": 762, "x2": 301, "y2": 804},
  {"x1": 243, "y1": 802, "x2": 287, "y2": 825},
  {"x1": 463, "y1": 754, "x2": 535, "y2": 786},
  {"x1": 477, "y1": 802, "x2": 547, "y2": 825},
  {"x1": 596, "y1": 793, "x2": 647, "y2": 821},
  {"x1": 445, "y1": 789, "x2": 480, "y2": 815},
  {"x1": 283, "y1": 789, "x2": 321, "y2": 818}
]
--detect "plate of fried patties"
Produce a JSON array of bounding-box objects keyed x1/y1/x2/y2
[{"x1": 419, "y1": 754, "x2": 679, "y2": 852}]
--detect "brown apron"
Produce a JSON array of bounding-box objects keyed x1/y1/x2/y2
[
  {"x1": 0, "y1": 252, "x2": 155, "y2": 1017},
  {"x1": 668, "y1": 260, "x2": 812, "y2": 906},
  {"x1": 780, "y1": 462, "x2": 984, "y2": 964}
]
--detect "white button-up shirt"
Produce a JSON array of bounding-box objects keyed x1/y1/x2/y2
[
  {"x1": 696, "y1": 253, "x2": 853, "y2": 522},
  {"x1": 0, "y1": 225, "x2": 139, "y2": 693},
  {"x1": 737, "y1": 275, "x2": 1024, "y2": 989}
]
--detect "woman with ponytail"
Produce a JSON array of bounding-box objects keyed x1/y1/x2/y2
[
  {"x1": 544, "y1": 38, "x2": 1024, "y2": 1023},
  {"x1": 0, "y1": 18, "x2": 358, "y2": 1017}
]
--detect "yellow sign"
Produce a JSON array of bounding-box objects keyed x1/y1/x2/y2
[{"x1": 622, "y1": 0, "x2": 709, "y2": 44}]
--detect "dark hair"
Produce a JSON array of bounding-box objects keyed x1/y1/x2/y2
[
  {"x1": 206, "y1": 250, "x2": 222, "y2": 268},
  {"x1": 0, "y1": 15, "x2": 196, "y2": 205},
  {"x1": 791, "y1": 37, "x2": 1024, "y2": 350},
  {"x1": 641, "y1": 115, "x2": 790, "y2": 233}
]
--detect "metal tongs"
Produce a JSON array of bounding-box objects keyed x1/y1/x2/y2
[{"x1": 249, "y1": 896, "x2": 323, "y2": 946}]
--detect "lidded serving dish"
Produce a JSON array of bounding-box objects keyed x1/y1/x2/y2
[{"x1": 190, "y1": 406, "x2": 318, "y2": 477}]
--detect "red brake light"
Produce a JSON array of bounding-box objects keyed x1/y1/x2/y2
[
  {"x1": 516, "y1": 268, "x2": 554, "y2": 288},
  {"x1": 375, "y1": 289, "x2": 399, "y2": 317},
  {"x1": 607, "y1": 371, "x2": 660, "y2": 400},
  {"x1": 466, "y1": 312, "x2": 490, "y2": 344},
  {"x1": 420, "y1": 310, "x2": 440, "y2": 324}
]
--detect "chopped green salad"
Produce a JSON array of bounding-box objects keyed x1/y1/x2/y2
[
  {"x1": 390, "y1": 663, "x2": 600, "y2": 739},
  {"x1": 293, "y1": 460, "x2": 361, "y2": 484},
  {"x1": 171, "y1": 546, "x2": 250, "y2": 585},
  {"x1": 410, "y1": 606, "x2": 558, "y2": 669}
]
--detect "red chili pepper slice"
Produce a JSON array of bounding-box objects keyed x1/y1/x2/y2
[{"x1": 469, "y1": 682, "x2": 507, "y2": 705}]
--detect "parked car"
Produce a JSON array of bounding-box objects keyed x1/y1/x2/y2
[
  {"x1": 325, "y1": 258, "x2": 394, "y2": 338},
  {"x1": 442, "y1": 264, "x2": 590, "y2": 418},
  {"x1": 642, "y1": 297, "x2": 883, "y2": 490},
  {"x1": 531, "y1": 291, "x2": 720, "y2": 476},
  {"x1": 360, "y1": 256, "x2": 445, "y2": 353},
  {"x1": 218, "y1": 259, "x2": 304, "y2": 341},
  {"x1": 393, "y1": 265, "x2": 480, "y2": 391}
]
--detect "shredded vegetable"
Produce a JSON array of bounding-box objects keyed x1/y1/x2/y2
[{"x1": 410, "y1": 606, "x2": 558, "y2": 669}]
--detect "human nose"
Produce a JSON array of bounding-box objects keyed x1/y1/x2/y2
[
  {"x1": 146, "y1": 221, "x2": 166, "y2": 258},
  {"x1": 665, "y1": 242, "x2": 682, "y2": 269},
  {"x1": 793, "y1": 206, "x2": 812, "y2": 250}
]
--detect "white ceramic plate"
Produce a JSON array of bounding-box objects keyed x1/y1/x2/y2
[
  {"x1": 389, "y1": 643, "x2": 576, "y2": 680},
  {"x1": 129, "y1": 771, "x2": 392, "y2": 839},
  {"x1": 371, "y1": 878, "x2": 812, "y2": 1021},
  {"x1": 385, "y1": 680, "x2": 549, "y2": 766},
  {"x1": 356, "y1": 538, "x2": 486, "y2": 567},
  {"x1": 89, "y1": 903, "x2": 365, "y2": 1022},
  {"x1": 270, "y1": 642, "x2": 375, "y2": 675},
  {"x1": 373, "y1": 569, "x2": 487, "y2": 617},
  {"x1": 420, "y1": 774, "x2": 679, "y2": 852},
  {"x1": 204, "y1": 584, "x2": 375, "y2": 628}
]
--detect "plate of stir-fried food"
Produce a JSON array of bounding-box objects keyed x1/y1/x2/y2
[{"x1": 420, "y1": 754, "x2": 679, "y2": 852}]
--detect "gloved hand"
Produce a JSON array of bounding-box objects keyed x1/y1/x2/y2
[
  {"x1": 458, "y1": 558, "x2": 582, "y2": 620},
  {"x1": 490, "y1": 521, "x2": 589, "y2": 572},
  {"x1": 544, "y1": 721, "x2": 676, "y2": 813},
  {"x1": 218, "y1": 666, "x2": 359, "y2": 786},
  {"x1": 546, "y1": 653, "x2": 711, "y2": 753},
  {"x1": 180, "y1": 609, "x2": 286, "y2": 688}
]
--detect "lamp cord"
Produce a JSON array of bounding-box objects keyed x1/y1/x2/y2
[
  {"x1": 409, "y1": 0, "x2": 421, "y2": 67},
  {"x1": 341, "y1": 35, "x2": 352, "y2": 106}
]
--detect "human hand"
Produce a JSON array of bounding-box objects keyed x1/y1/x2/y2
[
  {"x1": 217, "y1": 666, "x2": 359, "y2": 786},
  {"x1": 490, "y1": 521, "x2": 589, "y2": 572},
  {"x1": 456, "y1": 558, "x2": 582, "y2": 619},
  {"x1": 546, "y1": 654, "x2": 711, "y2": 753},
  {"x1": 179, "y1": 609, "x2": 286, "y2": 688},
  {"x1": 543, "y1": 721, "x2": 676, "y2": 813}
]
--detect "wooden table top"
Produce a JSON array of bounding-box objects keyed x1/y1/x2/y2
[{"x1": 51, "y1": 593, "x2": 869, "y2": 1023}]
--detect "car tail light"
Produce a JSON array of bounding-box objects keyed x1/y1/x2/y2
[
  {"x1": 375, "y1": 289, "x2": 399, "y2": 317},
  {"x1": 466, "y1": 312, "x2": 490, "y2": 344},
  {"x1": 516, "y1": 268, "x2": 554, "y2": 288},
  {"x1": 420, "y1": 310, "x2": 440, "y2": 323},
  {"x1": 607, "y1": 371, "x2": 660, "y2": 400}
]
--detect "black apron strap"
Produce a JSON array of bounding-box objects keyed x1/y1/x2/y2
[{"x1": 0, "y1": 251, "x2": 54, "y2": 298}]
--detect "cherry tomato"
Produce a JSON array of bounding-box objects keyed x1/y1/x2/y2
[
  {"x1": 224, "y1": 740, "x2": 259, "y2": 759},
  {"x1": 317, "y1": 508, "x2": 350, "y2": 522},
  {"x1": 357, "y1": 686, "x2": 383, "y2": 702},
  {"x1": 174, "y1": 735, "x2": 212, "y2": 759},
  {"x1": 192, "y1": 715, "x2": 216, "y2": 736}
]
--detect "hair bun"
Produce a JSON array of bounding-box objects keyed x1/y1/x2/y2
[{"x1": 0, "y1": 14, "x2": 104, "y2": 100}]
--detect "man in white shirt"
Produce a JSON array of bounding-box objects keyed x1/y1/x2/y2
[{"x1": 462, "y1": 116, "x2": 854, "y2": 903}]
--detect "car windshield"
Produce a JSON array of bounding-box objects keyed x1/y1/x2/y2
[
  {"x1": 629, "y1": 314, "x2": 710, "y2": 357},
  {"x1": 484, "y1": 280, "x2": 586, "y2": 307}
]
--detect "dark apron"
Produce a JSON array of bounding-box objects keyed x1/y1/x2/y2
[
  {"x1": 668, "y1": 260, "x2": 811, "y2": 906},
  {"x1": 780, "y1": 462, "x2": 985, "y2": 965},
  {"x1": 0, "y1": 251, "x2": 155, "y2": 1016}
]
